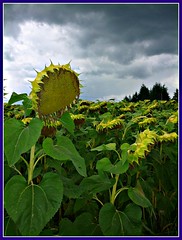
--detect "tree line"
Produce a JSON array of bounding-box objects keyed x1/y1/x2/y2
[{"x1": 124, "y1": 83, "x2": 178, "y2": 102}]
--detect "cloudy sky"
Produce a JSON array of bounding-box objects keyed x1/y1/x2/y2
[{"x1": 3, "y1": 3, "x2": 178, "y2": 102}]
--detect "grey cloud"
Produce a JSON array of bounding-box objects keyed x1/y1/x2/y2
[
  {"x1": 145, "y1": 36, "x2": 178, "y2": 56},
  {"x1": 126, "y1": 66, "x2": 151, "y2": 79},
  {"x1": 4, "y1": 4, "x2": 103, "y2": 36},
  {"x1": 81, "y1": 73, "x2": 142, "y2": 101},
  {"x1": 3, "y1": 3, "x2": 178, "y2": 101},
  {"x1": 4, "y1": 50, "x2": 14, "y2": 61},
  {"x1": 4, "y1": 4, "x2": 178, "y2": 55}
]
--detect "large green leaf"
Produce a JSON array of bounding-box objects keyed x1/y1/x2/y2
[
  {"x1": 4, "y1": 172, "x2": 63, "y2": 236},
  {"x1": 43, "y1": 138, "x2": 70, "y2": 161},
  {"x1": 8, "y1": 92, "x2": 28, "y2": 105},
  {"x1": 60, "y1": 112, "x2": 75, "y2": 136},
  {"x1": 91, "y1": 143, "x2": 116, "y2": 152},
  {"x1": 96, "y1": 158, "x2": 112, "y2": 172},
  {"x1": 4, "y1": 216, "x2": 20, "y2": 236},
  {"x1": 59, "y1": 212, "x2": 101, "y2": 236},
  {"x1": 73, "y1": 197, "x2": 99, "y2": 216},
  {"x1": 128, "y1": 187, "x2": 152, "y2": 208},
  {"x1": 80, "y1": 174, "x2": 114, "y2": 195},
  {"x1": 99, "y1": 203, "x2": 142, "y2": 236},
  {"x1": 96, "y1": 157, "x2": 129, "y2": 174},
  {"x1": 4, "y1": 118, "x2": 43, "y2": 166},
  {"x1": 4, "y1": 163, "x2": 11, "y2": 183},
  {"x1": 59, "y1": 218, "x2": 76, "y2": 236},
  {"x1": 43, "y1": 134, "x2": 87, "y2": 177},
  {"x1": 22, "y1": 97, "x2": 33, "y2": 117},
  {"x1": 120, "y1": 143, "x2": 130, "y2": 163},
  {"x1": 62, "y1": 177, "x2": 82, "y2": 198}
]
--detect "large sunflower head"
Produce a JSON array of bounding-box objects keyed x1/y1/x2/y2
[{"x1": 29, "y1": 61, "x2": 80, "y2": 124}]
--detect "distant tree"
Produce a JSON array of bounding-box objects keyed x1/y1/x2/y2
[
  {"x1": 172, "y1": 89, "x2": 178, "y2": 102},
  {"x1": 150, "y1": 83, "x2": 170, "y2": 101},
  {"x1": 128, "y1": 95, "x2": 132, "y2": 102},
  {"x1": 131, "y1": 92, "x2": 139, "y2": 102},
  {"x1": 150, "y1": 83, "x2": 162, "y2": 100},
  {"x1": 161, "y1": 85, "x2": 170, "y2": 101},
  {"x1": 123, "y1": 96, "x2": 130, "y2": 102},
  {"x1": 138, "y1": 84, "x2": 150, "y2": 100},
  {"x1": 124, "y1": 95, "x2": 132, "y2": 102},
  {"x1": 123, "y1": 83, "x2": 171, "y2": 102}
]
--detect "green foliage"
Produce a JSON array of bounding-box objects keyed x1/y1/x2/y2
[
  {"x1": 4, "y1": 173, "x2": 63, "y2": 236},
  {"x1": 4, "y1": 118, "x2": 43, "y2": 166},
  {"x1": 80, "y1": 174, "x2": 115, "y2": 195},
  {"x1": 91, "y1": 143, "x2": 116, "y2": 151},
  {"x1": 59, "y1": 112, "x2": 75, "y2": 135},
  {"x1": 99, "y1": 203, "x2": 142, "y2": 236},
  {"x1": 43, "y1": 134, "x2": 87, "y2": 177},
  {"x1": 59, "y1": 212, "x2": 101, "y2": 236},
  {"x1": 96, "y1": 157, "x2": 129, "y2": 174},
  {"x1": 128, "y1": 187, "x2": 152, "y2": 208},
  {"x1": 7, "y1": 92, "x2": 33, "y2": 117},
  {"x1": 8, "y1": 92, "x2": 28, "y2": 105},
  {"x1": 4, "y1": 92, "x2": 178, "y2": 236}
]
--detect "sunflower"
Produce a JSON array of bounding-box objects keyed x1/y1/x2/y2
[
  {"x1": 166, "y1": 114, "x2": 178, "y2": 124},
  {"x1": 29, "y1": 61, "x2": 80, "y2": 124},
  {"x1": 138, "y1": 117, "x2": 156, "y2": 128},
  {"x1": 96, "y1": 118, "x2": 124, "y2": 132},
  {"x1": 29, "y1": 61, "x2": 81, "y2": 136},
  {"x1": 128, "y1": 129, "x2": 157, "y2": 163},
  {"x1": 89, "y1": 101, "x2": 107, "y2": 113},
  {"x1": 70, "y1": 113, "x2": 85, "y2": 126},
  {"x1": 157, "y1": 132, "x2": 178, "y2": 142}
]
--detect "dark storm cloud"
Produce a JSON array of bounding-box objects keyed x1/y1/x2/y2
[
  {"x1": 3, "y1": 3, "x2": 178, "y2": 101},
  {"x1": 4, "y1": 3, "x2": 178, "y2": 56}
]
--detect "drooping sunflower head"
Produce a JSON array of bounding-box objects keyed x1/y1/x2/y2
[
  {"x1": 29, "y1": 61, "x2": 80, "y2": 124},
  {"x1": 138, "y1": 117, "x2": 156, "y2": 128},
  {"x1": 96, "y1": 118, "x2": 124, "y2": 132},
  {"x1": 70, "y1": 113, "x2": 86, "y2": 126},
  {"x1": 157, "y1": 132, "x2": 178, "y2": 143}
]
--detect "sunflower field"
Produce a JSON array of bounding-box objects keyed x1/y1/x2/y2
[{"x1": 4, "y1": 62, "x2": 178, "y2": 236}]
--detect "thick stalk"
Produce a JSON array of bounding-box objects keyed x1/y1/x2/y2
[
  {"x1": 110, "y1": 174, "x2": 119, "y2": 205},
  {"x1": 28, "y1": 145, "x2": 35, "y2": 185}
]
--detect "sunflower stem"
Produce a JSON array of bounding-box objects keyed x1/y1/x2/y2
[
  {"x1": 110, "y1": 174, "x2": 120, "y2": 205},
  {"x1": 28, "y1": 145, "x2": 35, "y2": 185}
]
